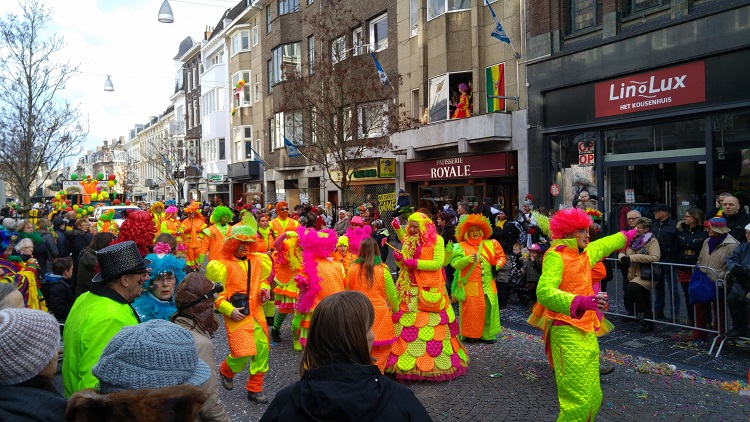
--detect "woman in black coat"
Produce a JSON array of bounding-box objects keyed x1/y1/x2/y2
[
  {"x1": 260, "y1": 291, "x2": 431, "y2": 422},
  {"x1": 675, "y1": 208, "x2": 709, "y2": 325}
]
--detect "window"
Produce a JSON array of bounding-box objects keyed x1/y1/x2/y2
[
  {"x1": 352, "y1": 27, "x2": 364, "y2": 56},
  {"x1": 194, "y1": 99, "x2": 201, "y2": 125},
  {"x1": 272, "y1": 111, "x2": 303, "y2": 149},
  {"x1": 232, "y1": 71, "x2": 252, "y2": 107},
  {"x1": 331, "y1": 36, "x2": 346, "y2": 64},
  {"x1": 626, "y1": 0, "x2": 663, "y2": 16},
  {"x1": 231, "y1": 30, "x2": 250, "y2": 56},
  {"x1": 204, "y1": 139, "x2": 219, "y2": 162},
  {"x1": 267, "y1": 60, "x2": 273, "y2": 93},
  {"x1": 428, "y1": 0, "x2": 470, "y2": 20},
  {"x1": 358, "y1": 102, "x2": 388, "y2": 138},
  {"x1": 252, "y1": 25, "x2": 259, "y2": 46},
  {"x1": 208, "y1": 50, "x2": 224, "y2": 67},
  {"x1": 307, "y1": 35, "x2": 315, "y2": 73},
  {"x1": 201, "y1": 88, "x2": 226, "y2": 116},
  {"x1": 234, "y1": 126, "x2": 254, "y2": 161},
  {"x1": 571, "y1": 0, "x2": 598, "y2": 32},
  {"x1": 370, "y1": 14, "x2": 388, "y2": 52},
  {"x1": 254, "y1": 82, "x2": 260, "y2": 102},
  {"x1": 266, "y1": 5, "x2": 272, "y2": 33},
  {"x1": 218, "y1": 138, "x2": 226, "y2": 160},
  {"x1": 410, "y1": 89, "x2": 420, "y2": 121},
  {"x1": 270, "y1": 42, "x2": 301, "y2": 86},
  {"x1": 278, "y1": 0, "x2": 299, "y2": 15},
  {"x1": 270, "y1": 117, "x2": 279, "y2": 149},
  {"x1": 410, "y1": 0, "x2": 418, "y2": 37}
]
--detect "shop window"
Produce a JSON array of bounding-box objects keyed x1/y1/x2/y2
[
  {"x1": 427, "y1": 72, "x2": 472, "y2": 123},
  {"x1": 711, "y1": 111, "x2": 750, "y2": 198},
  {"x1": 604, "y1": 118, "x2": 704, "y2": 159},
  {"x1": 549, "y1": 132, "x2": 598, "y2": 210}
]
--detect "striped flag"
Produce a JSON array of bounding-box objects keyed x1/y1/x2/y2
[
  {"x1": 485, "y1": 0, "x2": 511, "y2": 44},
  {"x1": 370, "y1": 52, "x2": 390, "y2": 87},
  {"x1": 485, "y1": 63, "x2": 506, "y2": 112}
]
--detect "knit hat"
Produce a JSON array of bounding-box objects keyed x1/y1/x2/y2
[
  {"x1": 93, "y1": 319, "x2": 211, "y2": 393},
  {"x1": 0, "y1": 308, "x2": 60, "y2": 385},
  {"x1": 705, "y1": 217, "x2": 731, "y2": 234},
  {"x1": 337, "y1": 235, "x2": 349, "y2": 248}
]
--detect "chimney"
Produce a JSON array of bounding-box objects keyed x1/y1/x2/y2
[
  {"x1": 204, "y1": 26, "x2": 213, "y2": 40},
  {"x1": 103, "y1": 140, "x2": 109, "y2": 149}
]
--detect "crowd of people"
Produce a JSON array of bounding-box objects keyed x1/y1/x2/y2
[{"x1": 0, "y1": 189, "x2": 749, "y2": 421}]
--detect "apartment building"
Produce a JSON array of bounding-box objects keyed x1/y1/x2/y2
[
  {"x1": 526, "y1": 1, "x2": 750, "y2": 222},
  {"x1": 181, "y1": 36, "x2": 205, "y2": 202},
  {"x1": 390, "y1": 0, "x2": 528, "y2": 215}
]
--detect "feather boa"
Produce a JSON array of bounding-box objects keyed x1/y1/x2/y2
[
  {"x1": 344, "y1": 225, "x2": 373, "y2": 255},
  {"x1": 294, "y1": 227, "x2": 337, "y2": 313},
  {"x1": 132, "y1": 291, "x2": 177, "y2": 322}
]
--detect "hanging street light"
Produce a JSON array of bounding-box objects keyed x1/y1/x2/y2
[
  {"x1": 158, "y1": 0, "x2": 174, "y2": 23},
  {"x1": 104, "y1": 75, "x2": 114, "y2": 92}
]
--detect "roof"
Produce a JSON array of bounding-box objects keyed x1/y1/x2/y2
[{"x1": 174, "y1": 36, "x2": 195, "y2": 60}]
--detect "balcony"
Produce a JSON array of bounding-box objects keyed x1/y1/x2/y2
[{"x1": 390, "y1": 112, "x2": 513, "y2": 155}]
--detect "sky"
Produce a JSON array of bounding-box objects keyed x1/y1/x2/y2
[{"x1": 0, "y1": 0, "x2": 236, "y2": 155}]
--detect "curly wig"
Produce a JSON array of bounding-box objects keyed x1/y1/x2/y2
[
  {"x1": 143, "y1": 253, "x2": 187, "y2": 289},
  {"x1": 150, "y1": 201, "x2": 165, "y2": 214},
  {"x1": 0, "y1": 226, "x2": 11, "y2": 251},
  {"x1": 295, "y1": 227, "x2": 338, "y2": 313},
  {"x1": 454, "y1": 214, "x2": 491, "y2": 242},
  {"x1": 111, "y1": 210, "x2": 156, "y2": 257},
  {"x1": 531, "y1": 210, "x2": 550, "y2": 238},
  {"x1": 210, "y1": 206, "x2": 232, "y2": 225},
  {"x1": 165, "y1": 206, "x2": 178, "y2": 214},
  {"x1": 275, "y1": 201, "x2": 289, "y2": 213},
  {"x1": 549, "y1": 208, "x2": 592, "y2": 240},
  {"x1": 220, "y1": 224, "x2": 257, "y2": 259},
  {"x1": 407, "y1": 212, "x2": 437, "y2": 244}
]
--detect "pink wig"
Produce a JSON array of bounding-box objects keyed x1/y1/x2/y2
[
  {"x1": 549, "y1": 208, "x2": 592, "y2": 240},
  {"x1": 295, "y1": 227, "x2": 338, "y2": 313},
  {"x1": 344, "y1": 224, "x2": 373, "y2": 255},
  {"x1": 111, "y1": 210, "x2": 155, "y2": 256}
]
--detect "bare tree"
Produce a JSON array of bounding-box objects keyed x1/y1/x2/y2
[
  {"x1": 279, "y1": 0, "x2": 414, "y2": 202},
  {"x1": 0, "y1": 0, "x2": 85, "y2": 208},
  {"x1": 145, "y1": 121, "x2": 186, "y2": 203}
]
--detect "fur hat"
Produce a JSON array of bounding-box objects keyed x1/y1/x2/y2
[{"x1": 0, "y1": 308, "x2": 60, "y2": 385}]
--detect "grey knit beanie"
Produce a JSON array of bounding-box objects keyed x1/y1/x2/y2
[
  {"x1": 93, "y1": 319, "x2": 211, "y2": 393},
  {"x1": 0, "y1": 308, "x2": 60, "y2": 385}
]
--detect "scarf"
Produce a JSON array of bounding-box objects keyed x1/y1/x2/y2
[
  {"x1": 707, "y1": 234, "x2": 727, "y2": 255},
  {"x1": 630, "y1": 232, "x2": 653, "y2": 250},
  {"x1": 258, "y1": 226, "x2": 271, "y2": 249}
]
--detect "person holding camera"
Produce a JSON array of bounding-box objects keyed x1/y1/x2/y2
[
  {"x1": 206, "y1": 220, "x2": 273, "y2": 404},
  {"x1": 172, "y1": 272, "x2": 230, "y2": 422}
]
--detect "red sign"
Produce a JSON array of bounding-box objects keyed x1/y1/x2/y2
[
  {"x1": 594, "y1": 61, "x2": 705, "y2": 118},
  {"x1": 550, "y1": 184, "x2": 560, "y2": 197},
  {"x1": 579, "y1": 154, "x2": 595, "y2": 165},
  {"x1": 404, "y1": 153, "x2": 508, "y2": 182}
]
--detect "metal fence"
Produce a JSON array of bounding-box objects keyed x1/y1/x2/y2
[{"x1": 601, "y1": 258, "x2": 738, "y2": 357}]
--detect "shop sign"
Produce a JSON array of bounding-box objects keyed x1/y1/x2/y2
[
  {"x1": 353, "y1": 168, "x2": 378, "y2": 179},
  {"x1": 378, "y1": 192, "x2": 396, "y2": 213},
  {"x1": 578, "y1": 141, "x2": 595, "y2": 166},
  {"x1": 207, "y1": 173, "x2": 225, "y2": 184},
  {"x1": 404, "y1": 152, "x2": 508, "y2": 182},
  {"x1": 625, "y1": 189, "x2": 635, "y2": 204},
  {"x1": 550, "y1": 184, "x2": 560, "y2": 197},
  {"x1": 379, "y1": 158, "x2": 396, "y2": 178},
  {"x1": 594, "y1": 61, "x2": 705, "y2": 118}
]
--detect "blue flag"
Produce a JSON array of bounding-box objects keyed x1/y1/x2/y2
[
  {"x1": 249, "y1": 146, "x2": 266, "y2": 164},
  {"x1": 485, "y1": 0, "x2": 511, "y2": 44},
  {"x1": 283, "y1": 136, "x2": 302, "y2": 158},
  {"x1": 370, "y1": 52, "x2": 390, "y2": 87}
]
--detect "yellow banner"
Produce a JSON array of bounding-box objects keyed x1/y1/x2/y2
[{"x1": 378, "y1": 192, "x2": 396, "y2": 213}]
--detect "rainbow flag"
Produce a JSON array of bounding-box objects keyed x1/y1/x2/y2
[{"x1": 485, "y1": 63, "x2": 505, "y2": 112}]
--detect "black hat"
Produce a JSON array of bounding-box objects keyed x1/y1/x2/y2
[
  {"x1": 652, "y1": 204, "x2": 672, "y2": 214},
  {"x1": 92, "y1": 241, "x2": 152, "y2": 283}
]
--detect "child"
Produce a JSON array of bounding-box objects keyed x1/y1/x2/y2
[
  {"x1": 523, "y1": 243, "x2": 544, "y2": 309},
  {"x1": 507, "y1": 243, "x2": 525, "y2": 288},
  {"x1": 41, "y1": 256, "x2": 74, "y2": 322}
]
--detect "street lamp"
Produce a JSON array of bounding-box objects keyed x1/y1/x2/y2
[
  {"x1": 158, "y1": 0, "x2": 174, "y2": 23},
  {"x1": 104, "y1": 75, "x2": 114, "y2": 92}
]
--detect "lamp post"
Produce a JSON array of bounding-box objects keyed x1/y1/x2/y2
[{"x1": 158, "y1": 0, "x2": 174, "y2": 23}]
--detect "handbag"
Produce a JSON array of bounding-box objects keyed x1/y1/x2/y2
[
  {"x1": 639, "y1": 265, "x2": 662, "y2": 282},
  {"x1": 229, "y1": 260, "x2": 252, "y2": 316},
  {"x1": 688, "y1": 265, "x2": 716, "y2": 304}
]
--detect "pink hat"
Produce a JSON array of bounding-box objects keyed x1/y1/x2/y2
[
  {"x1": 350, "y1": 216, "x2": 364, "y2": 227},
  {"x1": 528, "y1": 243, "x2": 542, "y2": 253}
]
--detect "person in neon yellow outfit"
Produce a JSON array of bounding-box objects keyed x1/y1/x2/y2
[{"x1": 528, "y1": 208, "x2": 635, "y2": 421}]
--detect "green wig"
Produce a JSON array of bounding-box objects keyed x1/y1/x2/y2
[{"x1": 210, "y1": 206, "x2": 233, "y2": 225}]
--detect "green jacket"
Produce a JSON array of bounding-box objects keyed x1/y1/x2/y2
[{"x1": 62, "y1": 285, "x2": 139, "y2": 397}]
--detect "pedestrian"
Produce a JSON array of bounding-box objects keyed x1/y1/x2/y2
[
  {"x1": 40, "y1": 256, "x2": 74, "y2": 322},
  {"x1": 65, "y1": 319, "x2": 210, "y2": 421},
  {"x1": 651, "y1": 204, "x2": 678, "y2": 321},
  {"x1": 207, "y1": 221, "x2": 273, "y2": 404},
  {"x1": 0, "y1": 308, "x2": 66, "y2": 422},
  {"x1": 33, "y1": 218, "x2": 58, "y2": 274},
  {"x1": 721, "y1": 196, "x2": 750, "y2": 243},
  {"x1": 619, "y1": 217, "x2": 661, "y2": 333},
  {"x1": 259, "y1": 291, "x2": 432, "y2": 422},
  {"x1": 386, "y1": 212, "x2": 468, "y2": 381},
  {"x1": 345, "y1": 237, "x2": 398, "y2": 371},
  {"x1": 528, "y1": 207, "x2": 633, "y2": 421},
  {"x1": 370, "y1": 219, "x2": 390, "y2": 263},
  {"x1": 206, "y1": 205, "x2": 232, "y2": 263},
  {"x1": 675, "y1": 207, "x2": 708, "y2": 326},
  {"x1": 62, "y1": 241, "x2": 151, "y2": 397},
  {"x1": 172, "y1": 273, "x2": 231, "y2": 422},
  {"x1": 74, "y1": 232, "x2": 116, "y2": 297},
  {"x1": 52, "y1": 218, "x2": 69, "y2": 259},
  {"x1": 450, "y1": 214, "x2": 506, "y2": 343}
]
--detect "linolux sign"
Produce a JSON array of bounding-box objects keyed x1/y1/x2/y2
[{"x1": 594, "y1": 61, "x2": 705, "y2": 118}]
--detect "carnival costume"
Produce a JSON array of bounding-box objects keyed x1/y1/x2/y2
[
  {"x1": 250, "y1": 213, "x2": 276, "y2": 324},
  {"x1": 527, "y1": 208, "x2": 633, "y2": 422},
  {"x1": 96, "y1": 209, "x2": 119, "y2": 235},
  {"x1": 207, "y1": 206, "x2": 232, "y2": 263},
  {"x1": 0, "y1": 228, "x2": 46, "y2": 310},
  {"x1": 385, "y1": 212, "x2": 468, "y2": 381},
  {"x1": 293, "y1": 227, "x2": 345, "y2": 348},
  {"x1": 451, "y1": 214, "x2": 506, "y2": 341},
  {"x1": 333, "y1": 235, "x2": 357, "y2": 274},
  {"x1": 346, "y1": 256, "x2": 399, "y2": 371},
  {"x1": 269, "y1": 201, "x2": 299, "y2": 238},
  {"x1": 344, "y1": 216, "x2": 372, "y2": 256},
  {"x1": 207, "y1": 219, "x2": 272, "y2": 397},
  {"x1": 110, "y1": 210, "x2": 155, "y2": 257},
  {"x1": 132, "y1": 244, "x2": 187, "y2": 322},
  {"x1": 159, "y1": 206, "x2": 183, "y2": 242},
  {"x1": 150, "y1": 202, "x2": 166, "y2": 234},
  {"x1": 180, "y1": 202, "x2": 209, "y2": 270},
  {"x1": 79, "y1": 177, "x2": 98, "y2": 205},
  {"x1": 452, "y1": 83, "x2": 472, "y2": 119},
  {"x1": 270, "y1": 229, "x2": 302, "y2": 347}
]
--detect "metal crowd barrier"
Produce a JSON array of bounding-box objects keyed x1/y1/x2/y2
[{"x1": 602, "y1": 258, "x2": 731, "y2": 357}]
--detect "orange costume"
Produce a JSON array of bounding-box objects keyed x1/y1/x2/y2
[
  {"x1": 158, "y1": 206, "x2": 182, "y2": 242},
  {"x1": 452, "y1": 83, "x2": 472, "y2": 119},
  {"x1": 333, "y1": 235, "x2": 357, "y2": 274},
  {"x1": 180, "y1": 202, "x2": 208, "y2": 269},
  {"x1": 269, "y1": 201, "x2": 299, "y2": 238},
  {"x1": 346, "y1": 259, "x2": 398, "y2": 371},
  {"x1": 80, "y1": 178, "x2": 98, "y2": 205},
  {"x1": 206, "y1": 206, "x2": 233, "y2": 263}
]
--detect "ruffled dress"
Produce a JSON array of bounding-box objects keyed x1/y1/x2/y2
[{"x1": 384, "y1": 235, "x2": 468, "y2": 381}]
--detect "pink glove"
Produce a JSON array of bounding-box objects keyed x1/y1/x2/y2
[
  {"x1": 393, "y1": 251, "x2": 403, "y2": 262},
  {"x1": 404, "y1": 258, "x2": 417, "y2": 270},
  {"x1": 577, "y1": 295, "x2": 600, "y2": 312},
  {"x1": 259, "y1": 289, "x2": 271, "y2": 303},
  {"x1": 620, "y1": 228, "x2": 637, "y2": 246},
  {"x1": 391, "y1": 217, "x2": 401, "y2": 230}
]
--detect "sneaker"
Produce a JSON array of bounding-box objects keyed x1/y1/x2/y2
[
  {"x1": 599, "y1": 364, "x2": 615, "y2": 375},
  {"x1": 220, "y1": 373, "x2": 234, "y2": 391},
  {"x1": 248, "y1": 391, "x2": 268, "y2": 404},
  {"x1": 271, "y1": 329, "x2": 281, "y2": 343}
]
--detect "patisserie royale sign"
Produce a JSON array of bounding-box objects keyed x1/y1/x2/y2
[
  {"x1": 404, "y1": 153, "x2": 510, "y2": 182},
  {"x1": 594, "y1": 61, "x2": 705, "y2": 118}
]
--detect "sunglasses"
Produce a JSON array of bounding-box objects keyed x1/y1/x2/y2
[{"x1": 281, "y1": 208, "x2": 289, "y2": 211}]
